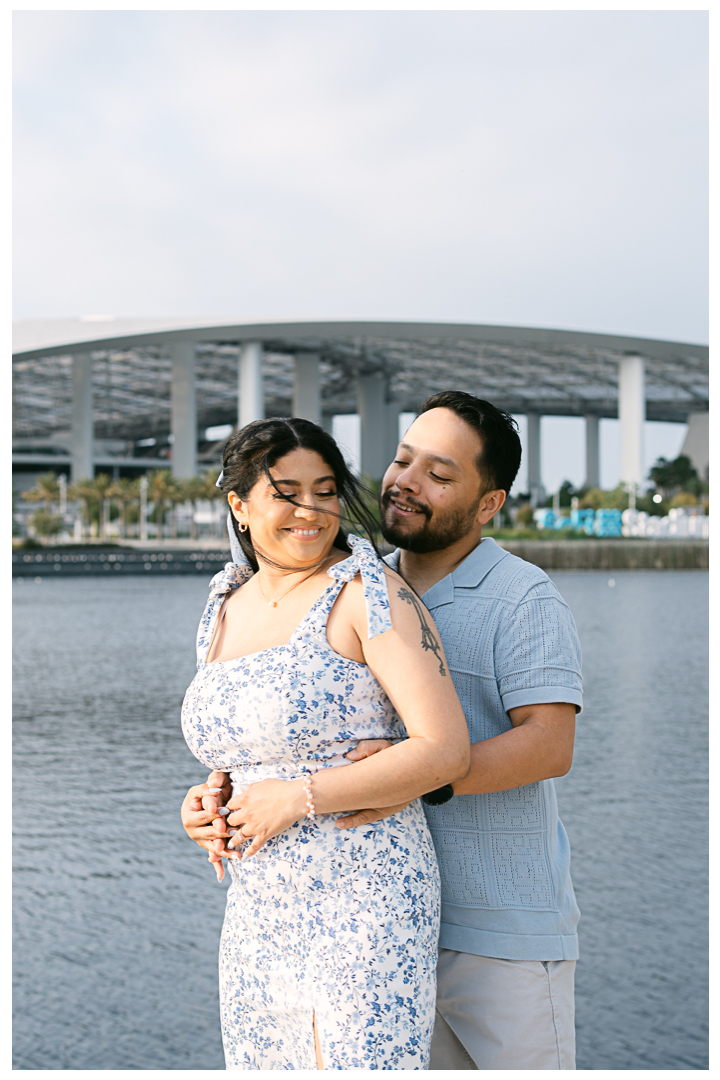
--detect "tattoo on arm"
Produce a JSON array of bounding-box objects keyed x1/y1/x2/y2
[{"x1": 397, "y1": 587, "x2": 446, "y2": 676}]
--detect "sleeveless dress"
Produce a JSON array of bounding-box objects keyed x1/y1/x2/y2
[{"x1": 181, "y1": 536, "x2": 441, "y2": 1070}]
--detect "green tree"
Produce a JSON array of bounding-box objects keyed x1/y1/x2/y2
[
  {"x1": 168, "y1": 479, "x2": 188, "y2": 540},
  {"x1": 21, "y1": 472, "x2": 61, "y2": 511},
  {"x1": 147, "y1": 469, "x2": 178, "y2": 540},
  {"x1": 648, "y1": 454, "x2": 699, "y2": 498},
  {"x1": 202, "y1": 468, "x2": 227, "y2": 539},
  {"x1": 578, "y1": 485, "x2": 628, "y2": 510},
  {"x1": 68, "y1": 477, "x2": 98, "y2": 540},
  {"x1": 29, "y1": 508, "x2": 64, "y2": 539},
  {"x1": 543, "y1": 481, "x2": 576, "y2": 510},
  {"x1": 180, "y1": 475, "x2": 212, "y2": 541},
  {"x1": 92, "y1": 473, "x2": 114, "y2": 539},
  {"x1": 108, "y1": 477, "x2": 139, "y2": 539},
  {"x1": 515, "y1": 504, "x2": 535, "y2": 527}
]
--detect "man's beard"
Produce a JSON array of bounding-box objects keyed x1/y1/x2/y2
[{"x1": 379, "y1": 488, "x2": 481, "y2": 553}]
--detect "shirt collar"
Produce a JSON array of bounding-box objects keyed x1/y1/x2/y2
[{"x1": 385, "y1": 536, "x2": 509, "y2": 609}]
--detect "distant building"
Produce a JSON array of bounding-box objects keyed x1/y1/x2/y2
[{"x1": 13, "y1": 318, "x2": 708, "y2": 502}]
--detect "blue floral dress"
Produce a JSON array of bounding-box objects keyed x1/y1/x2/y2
[{"x1": 181, "y1": 536, "x2": 440, "y2": 1070}]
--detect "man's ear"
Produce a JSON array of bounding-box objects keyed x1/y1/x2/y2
[{"x1": 475, "y1": 488, "x2": 506, "y2": 526}]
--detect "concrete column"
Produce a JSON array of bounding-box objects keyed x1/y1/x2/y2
[
  {"x1": 585, "y1": 414, "x2": 600, "y2": 489},
  {"x1": 619, "y1": 355, "x2": 645, "y2": 489},
  {"x1": 71, "y1": 354, "x2": 94, "y2": 481},
  {"x1": 385, "y1": 400, "x2": 401, "y2": 473},
  {"x1": 170, "y1": 341, "x2": 197, "y2": 478},
  {"x1": 680, "y1": 411, "x2": 709, "y2": 478},
  {"x1": 526, "y1": 411, "x2": 544, "y2": 507},
  {"x1": 358, "y1": 374, "x2": 388, "y2": 481},
  {"x1": 293, "y1": 353, "x2": 321, "y2": 424},
  {"x1": 238, "y1": 342, "x2": 264, "y2": 429}
]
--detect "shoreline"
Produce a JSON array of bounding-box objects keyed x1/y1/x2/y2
[{"x1": 12, "y1": 538, "x2": 709, "y2": 575}]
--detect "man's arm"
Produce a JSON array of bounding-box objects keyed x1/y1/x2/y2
[
  {"x1": 449, "y1": 701, "x2": 575, "y2": 795},
  {"x1": 337, "y1": 702, "x2": 574, "y2": 827}
]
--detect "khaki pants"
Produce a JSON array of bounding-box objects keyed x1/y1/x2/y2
[{"x1": 430, "y1": 948, "x2": 576, "y2": 1070}]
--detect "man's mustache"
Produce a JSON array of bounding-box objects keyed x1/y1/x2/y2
[{"x1": 381, "y1": 488, "x2": 432, "y2": 518}]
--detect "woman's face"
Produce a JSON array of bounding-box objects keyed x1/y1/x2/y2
[{"x1": 229, "y1": 448, "x2": 341, "y2": 569}]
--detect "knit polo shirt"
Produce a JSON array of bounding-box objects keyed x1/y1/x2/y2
[{"x1": 386, "y1": 537, "x2": 583, "y2": 961}]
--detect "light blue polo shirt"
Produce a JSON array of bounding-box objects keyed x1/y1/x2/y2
[{"x1": 386, "y1": 537, "x2": 583, "y2": 961}]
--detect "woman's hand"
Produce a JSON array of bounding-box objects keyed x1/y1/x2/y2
[
  {"x1": 226, "y1": 778, "x2": 307, "y2": 859},
  {"x1": 181, "y1": 770, "x2": 238, "y2": 882}
]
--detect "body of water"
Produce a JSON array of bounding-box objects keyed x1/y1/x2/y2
[{"x1": 13, "y1": 571, "x2": 708, "y2": 1069}]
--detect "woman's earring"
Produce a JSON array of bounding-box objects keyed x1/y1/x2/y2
[{"x1": 238, "y1": 522, "x2": 248, "y2": 533}]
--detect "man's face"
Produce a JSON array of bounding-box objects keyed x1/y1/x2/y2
[{"x1": 380, "y1": 407, "x2": 493, "y2": 553}]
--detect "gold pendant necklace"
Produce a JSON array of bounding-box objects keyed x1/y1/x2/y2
[{"x1": 257, "y1": 558, "x2": 330, "y2": 608}]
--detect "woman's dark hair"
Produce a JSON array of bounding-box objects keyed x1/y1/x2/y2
[
  {"x1": 417, "y1": 391, "x2": 522, "y2": 494},
  {"x1": 220, "y1": 416, "x2": 380, "y2": 572}
]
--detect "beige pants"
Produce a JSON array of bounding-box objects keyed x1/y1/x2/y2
[{"x1": 429, "y1": 948, "x2": 576, "y2": 1070}]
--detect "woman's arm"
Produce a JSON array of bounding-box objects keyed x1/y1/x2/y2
[{"x1": 227, "y1": 571, "x2": 470, "y2": 857}]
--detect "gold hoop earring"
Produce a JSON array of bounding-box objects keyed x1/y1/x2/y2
[{"x1": 238, "y1": 522, "x2": 248, "y2": 533}]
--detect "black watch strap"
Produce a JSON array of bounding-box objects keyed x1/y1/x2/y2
[{"x1": 421, "y1": 784, "x2": 454, "y2": 806}]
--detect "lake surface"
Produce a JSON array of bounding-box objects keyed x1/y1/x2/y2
[{"x1": 13, "y1": 571, "x2": 708, "y2": 1070}]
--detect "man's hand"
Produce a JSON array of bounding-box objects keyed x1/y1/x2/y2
[
  {"x1": 336, "y1": 801, "x2": 413, "y2": 830},
  {"x1": 337, "y1": 739, "x2": 411, "y2": 829},
  {"x1": 344, "y1": 738, "x2": 394, "y2": 762},
  {"x1": 181, "y1": 770, "x2": 235, "y2": 881}
]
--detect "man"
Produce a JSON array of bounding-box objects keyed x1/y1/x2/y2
[
  {"x1": 345, "y1": 391, "x2": 582, "y2": 1070},
  {"x1": 183, "y1": 391, "x2": 582, "y2": 1070}
]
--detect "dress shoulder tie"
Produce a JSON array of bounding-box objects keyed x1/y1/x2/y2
[
  {"x1": 327, "y1": 534, "x2": 392, "y2": 639},
  {"x1": 196, "y1": 561, "x2": 254, "y2": 666}
]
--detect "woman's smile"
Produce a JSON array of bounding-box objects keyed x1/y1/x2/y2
[{"x1": 285, "y1": 526, "x2": 323, "y2": 539}]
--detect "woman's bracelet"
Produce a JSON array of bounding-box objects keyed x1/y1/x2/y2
[{"x1": 301, "y1": 774, "x2": 316, "y2": 821}]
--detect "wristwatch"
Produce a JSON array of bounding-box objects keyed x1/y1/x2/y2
[{"x1": 421, "y1": 784, "x2": 454, "y2": 806}]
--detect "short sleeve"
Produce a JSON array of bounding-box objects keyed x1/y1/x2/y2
[{"x1": 494, "y1": 582, "x2": 583, "y2": 714}]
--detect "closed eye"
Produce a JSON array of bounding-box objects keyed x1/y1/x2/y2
[{"x1": 430, "y1": 473, "x2": 452, "y2": 483}]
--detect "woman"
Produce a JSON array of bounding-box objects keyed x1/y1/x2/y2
[{"x1": 180, "y1": 417, "x2": 470, "y2": 1070}]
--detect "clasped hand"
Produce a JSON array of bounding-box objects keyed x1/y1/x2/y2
[{"x1": 181, "y1": 741, "x2": 411, "y2": 880}]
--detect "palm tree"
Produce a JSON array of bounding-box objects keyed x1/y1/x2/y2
[
  {"x1": 21, "y1": 472, "x2": 61, "y2": 511},
  {"x1": 179, "y1": 474, "x2": 212, "y2": 541},
  {"x1": 108, "y1": 477, "x2": 139, "y2": 539},
  {"x1": 92, "y1": 473, "x2": 113, "y2": 539},
  {"x1": 168, "y1": 480, "x2": 186, "y2": 540},
  {"x1": 147, "y1": 469, "x2": 177, "y2": 540},
  {"x1": 68, "y1": 477, "x2": 98, "y2": 540},
  {"x1": 203, "y1": 468, "x2": 227, "y2": 539}
]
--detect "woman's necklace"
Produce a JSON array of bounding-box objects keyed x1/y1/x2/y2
[{"x1": 256, "y1": 557, "x2": 331, "y2": 608}]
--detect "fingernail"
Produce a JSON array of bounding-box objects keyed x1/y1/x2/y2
[
  {"x1": 228, "y1": 829, "x2": 238, "y2": 835},
  {"x1": 207, "y1": 787, "x2": 222, "y2": 793},
  {"x1": 216, "y1": 806, "x2": 230, "y2": 816}
]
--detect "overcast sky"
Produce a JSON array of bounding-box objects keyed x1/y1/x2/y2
[{"x1": 13, "y1": 10, "x2": 707, "y2": 488}]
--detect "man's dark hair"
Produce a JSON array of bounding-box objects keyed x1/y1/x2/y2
[{"x1": 417, "y1": 391, "x2": 522, "y2": 494}]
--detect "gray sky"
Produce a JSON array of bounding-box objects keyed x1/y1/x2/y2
[{"x1": 13, "y1": 10, "x2": 707, "y2": 488}]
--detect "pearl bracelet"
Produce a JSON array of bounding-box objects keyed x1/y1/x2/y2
[{"x1": 302, "y1": 774, "x2": 316, "y2": 821}]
